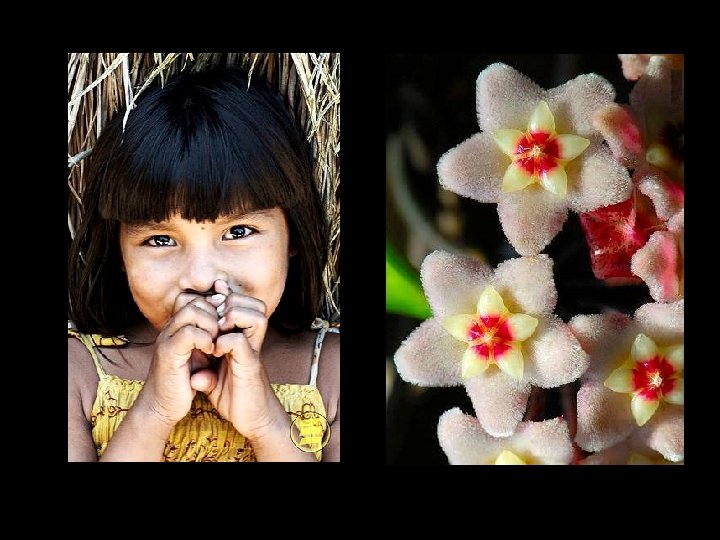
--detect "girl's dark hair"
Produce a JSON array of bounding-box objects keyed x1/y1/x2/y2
[{"x1": 69, "y1": 66, "x2": 328, "y2": 336}]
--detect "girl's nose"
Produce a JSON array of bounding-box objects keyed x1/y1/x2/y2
[{"x1": 179, "y1": 248, "x2": 229, "y2": 295}]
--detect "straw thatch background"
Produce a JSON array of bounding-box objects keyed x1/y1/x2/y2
[{"x1": 68, "y1": 53, "x2": 340, "y2": 324}]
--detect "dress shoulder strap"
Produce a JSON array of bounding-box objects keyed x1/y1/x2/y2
[
  {"x1": 308, "y1": 318, "x2": 340, "y2": 386},
  {"x1": 68, "y1": 320, "x2": 129, "y2": 380}
]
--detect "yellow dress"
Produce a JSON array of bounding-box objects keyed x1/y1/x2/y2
[{"x1": 68, "y1": 320, "x2": 338, "y2": 461}]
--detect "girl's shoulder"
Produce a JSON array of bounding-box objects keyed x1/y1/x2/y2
[
  {"x1": 264, "y1": 321, "x2": 339, "y2": 383},
  {"x1": 68, "y1": 327, "x2": 98, "y2": 378},
  {"x1": 317, "y1": 328, "x2": 339, "y2": 373},
  {"x1": 68, "y1": 328, "x2": 104, "y2": 421},
  {"x1": 308, "y1": 319, "x2": 339, "y2": 387},
  {"x1": 313, "y1": 323, "x2": 339, "y2": 422}
]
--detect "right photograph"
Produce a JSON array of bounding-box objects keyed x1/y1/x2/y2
[{"x1": 386, "y1": 54, "x2": 684, "y2": 465}]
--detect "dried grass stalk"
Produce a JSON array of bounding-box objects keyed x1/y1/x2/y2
[{"x1": 68, "y1": 53, "x2": 340, "y2": 323}]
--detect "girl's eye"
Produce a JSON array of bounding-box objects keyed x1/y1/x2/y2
[
  {"x1": 223, "y1": 225, "x2": 255, "y2": 240},
  {"x1": 144, "y1": 235, "x2": 176, "y2": 247}
]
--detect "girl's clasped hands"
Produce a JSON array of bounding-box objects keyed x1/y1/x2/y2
[{"x1": 140, "y1": 278, "x2": 286, "y2": 441}]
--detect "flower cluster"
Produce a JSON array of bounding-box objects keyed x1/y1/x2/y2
[{"x1": 394, "y1": 56, "x2": 684, "y2": 465}]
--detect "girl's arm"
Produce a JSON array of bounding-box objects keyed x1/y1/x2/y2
[
  {"x1": 95, "y1": 396, "x2": 176, "y2": 461},
  {"x1": 245, "y1": 407, "x2": 320, "y2": 462},
  {"x1": 68, "y1": 339, "x2": 100, "y2": 461},
  {"x1": 69, "y1": 293, "x2": 222, "y2": 462},
  {"x1": 67, "y1": 337, "x2": 176, "y2": 461},
  {"x1": 243, "y1": 331, "x2": 340, "y2": 462}
]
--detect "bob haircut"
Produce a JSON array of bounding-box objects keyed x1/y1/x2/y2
[{"x1": 69, "y1": 66, "x2": 328, "y2": 336}]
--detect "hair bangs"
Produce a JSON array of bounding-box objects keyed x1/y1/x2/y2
[{"x1": 98, "y1": 72, "x2": 308, "y2": 225}]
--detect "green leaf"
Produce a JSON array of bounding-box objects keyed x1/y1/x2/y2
[{"x1": 386, "y1": 240, "x2": 432, "y2": 320}]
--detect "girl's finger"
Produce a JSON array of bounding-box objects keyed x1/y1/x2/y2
[
  {"x1": 214, "y1": 279, "x2": 231, "y2": 296},
  {"x1": 164, "y1": 297, "x2": 221, "y2": 340},
  {"x1": 223, "y1": 293, "x2": 267, "y2": 316},
  {"x1": 172, "y1": 291, "x2": 203, "y2": 313},
  {"x1": 172, "y1": 292, "x2": 219, "y2": 319},
  {"x1": 214, "y1": 331, "x2": 257, "y2": 371},
  {"x1": 217, "y1": 306, "x2": 267, "y2": 352},
  {"x1": 189, "y1": 368, "x2": 219, "y2": 393},
  {"x1": 206, "y1": 293, "x2": 226, "y2": 308},
  {"x1": 157, "y1": 324, "x2": 216, "y2": 365}
]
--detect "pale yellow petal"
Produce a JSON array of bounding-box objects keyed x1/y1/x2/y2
[
  {"x1": 496, "y1": 344, "x2": 524, "y2": 380},
  {"x1": 555, "y1": 134, "x2": 590, "y2": 161},
  {"x1": 631, "y1": 333, "x2": 657, "y2": 362},
  {"x1": 604, "y1": 367, "x2": 635, "y2": 394},
  {"x1": 442, "y1": 314, "x2": 477, "y2": 343},
  {"x1": 494, "y1": 450, "x2": 526, "y2": 465},
  {"x1": 664, "y1": 378, "x2": 684, "y2": 405},
  {"x1": 506, "y1": 313, "x2": 539, "y2": 342},
  {"x1": 631, "y1": 394, "x2": 660, "y2": 426},
  {"x1": 461, "y1": 346, "x2": 489, "y2": 379},
  {"x1": 491, "y1": 129, "x2": 525, "y2": 156},
  {"x1": 540, "y1": 166, "x2": 567, "y2": 197},
  {"x1": 477, "y1": 285, "x2": 509, "y2": 318},
  {"x1": 528, "y1": 100, "x2": 555, "y2": 134},
  {"x1": 663, "y1": 344, "x2": 684, "y2": 372},
  {"x1": 502, "y1": 162, "x2": 535, "y2": 192}
]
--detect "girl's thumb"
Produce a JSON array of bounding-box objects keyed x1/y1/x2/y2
[{"x1": 189, "y1": 369, "x2": 218, "y2": 393}]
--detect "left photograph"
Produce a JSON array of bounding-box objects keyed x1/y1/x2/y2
[{"x1": 68, "y1": 53, "x2": 340, "y2": 462}]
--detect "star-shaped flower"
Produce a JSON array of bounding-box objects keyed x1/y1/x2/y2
[
  {"x1": 604, "y1": 333, "x2": 683, "y2": 426},
  {"x1": 438, "y1": 408, "x2": 573, "y2": 465},
  {"x1": 569, "y1": 300, "x2": 684, "y2": 461},
  {"x1": 394, "y1": 251, "x2": 589, "y2": 437},
  {"x1": 443, "y1": 285, "x2": 538, "y2": 380},
  {"x1": 492, "y1": 101, "x2": 590, "y2": 197},
  {"x1": 438, "y1": 63, "x2": 632, "y2": 256}
]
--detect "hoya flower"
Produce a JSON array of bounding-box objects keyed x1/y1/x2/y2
[
  {"x1": 589, "y1": 56, "x2": 683, "y2": 283},
  {"x1": 631, "y1": 209, "x2": 684, "y2": 302},
  {"x1": 579, "y1": 93, "x2": 683, "y2": 283},
  {"x1": 595, "y1": 56, "x2": 684, "y2": 185},
  {"x1": 570, "y1": 301, "x2": 684, "y2": 461},
  {"x1": 443, "y1": 284, "x2": 539, "y2": 380},
  {"x1": 394, "y1": 250, "x2": 589, "y2": 437},
  {"x1": 438, "y1": 63, "x2": 632, "y2": 256},
  {"x1": 438, "y1": 407, "x2": 573, "y2": 465},
  {"x1": 604, "y1": 333, "x2": 683, "y2": 425}
]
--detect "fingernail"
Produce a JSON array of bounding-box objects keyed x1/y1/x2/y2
[
  {"x1": 211, "y1": 294, "x2": 225, "y2": 303},
  {"x1": 217, "y1": 303, "x2": 225, "y2": 316},
  {"x1": 218, "y1": 317, "x2": 226, "y2": 326}
]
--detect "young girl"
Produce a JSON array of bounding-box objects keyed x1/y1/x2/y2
[{"x1": 68, "y1": 66, "x2": 340, "y2": 462}]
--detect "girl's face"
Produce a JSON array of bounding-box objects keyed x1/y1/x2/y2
[{"x1": 119, "y1": 207, "x2": 291, "y2": 330}]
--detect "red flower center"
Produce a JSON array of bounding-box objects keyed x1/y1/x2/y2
[
  {"x1": 468, "y1": 316, "x2": 513, "y2": 361},
  {"x1": 632, "y1": 356, "x2": 678, "y2": 400},
  {"x1": 514, "y1": 131, "x2": 561, "y2": 177}
]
